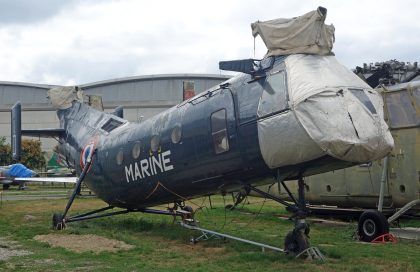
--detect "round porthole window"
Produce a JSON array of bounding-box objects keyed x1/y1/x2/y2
[
  {"x1": 116, "y1": 148, "x2": 124, "y2": 165},
  {"x1": 399, "y1": 185, "x2": 406, "y2": 193},
  {"x1": 132, "y1": 141, "x2": 141, "y2": 159},
  {"x1": 171, "y1": 124, "x2": 182, "y2": 144},
  {"x1": 151, "y1": 135, "x2": 160, "y2": 152}
]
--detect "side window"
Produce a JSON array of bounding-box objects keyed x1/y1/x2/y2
[
  {"x1": 385, "y1": 90, "x2": 419, "y2": 128},
  {"x1": 349, "y1": 88, "x2": 377, "y2": 114},
  {"x1": 411, "y1": 87, "x2": 420, "y2": 106},
  {"x1": 102, "y1": 118, "x2": 124, "y2": 132},
  {"x1": 258, "y1": 71, "x2": 288, "y2": 116},
  {"x1": 211, "y1": 109, "x2": 229, "y2": 154}
]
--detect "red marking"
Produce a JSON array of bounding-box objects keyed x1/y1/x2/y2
[
  {"x1": 183, "y1": 89, "x2": 195, "y2": 101},
  {"x1": 80, "y1": 138, "x2": 97, "y2": 170},
  {"x1": 371, "y1": 233, "x2": 397, "y2": 244}
]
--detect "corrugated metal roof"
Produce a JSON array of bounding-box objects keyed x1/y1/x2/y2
[
  {"x1": 0, "y1": 74, "x2": 231, "y2": 90},
  {"x1": 81, "y1": 74, "x2": 231, "y2": 89}
]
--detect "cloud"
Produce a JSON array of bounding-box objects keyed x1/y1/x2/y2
[
  {"x1": 0, "y1": 0, "x2": 418, "y2": 85},
  {"x1": 0, "y1": 0, "x2": 78, "y2": 25}
]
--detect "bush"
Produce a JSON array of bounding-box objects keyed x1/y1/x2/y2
[
  {"x1": 0, "y1": 137, "x2": 11, "y2": 165},
  {"x1": 0, "y1": 136, "x2": 46, "y2": 170}
]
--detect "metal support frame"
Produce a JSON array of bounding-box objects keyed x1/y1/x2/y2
[
  {"x1": 296, "y1": 176, "x2": 308, "y2": 219},
  {"x1": 297, "y1": 177, "x2": 305, "y2": 210},
  {"x1": 279, "y1": 179, "x2": 298, "y2": 205},
  {"x1": 208, "y1": 195, "x2": 213, "y2": 209},
  {"x1": 244, "y1": 184, "x2": 298, "y2": 212},
  {"x1": 388, "y1": 199, "x2": 420, "y2": 224},
  {"x1": 61, "y1": 150, "x2": 94, "y2": 220},
  {"x1": 53, "y1": 148, "x2": 193, "y2": 228},
  {"x1": 291, "y1": 175, "x2": 310, "y2": 237},
  {"x1": 277, "y1": 169, "x2": 298, "y2": 205},
  {"x1": 66, "y1": 206, "x2": 129, "y2": 223},
  {"x1": 296, "y1": 247, "x2": 326, "y2": 261},
  {"x1": 378, "y1": 156, "x2": 389, "y2": 212},
  {"x1": 181, "y1": 222, "x2": 284, "y2": 253},
  {"x1": 243, "y1": 174, "x2": 309, "y2": 221},
  {"x1": 64, "y1": 206, "x2": 187, "y2": 224}
]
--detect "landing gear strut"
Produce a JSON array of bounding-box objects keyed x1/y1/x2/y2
[
  {"x1": 245, "y1": 175, "x2": 324, "y2": 260},
  {"x1": 52, "y1": 149, "x2": 94, "y2": 230},
  {"x1": 51, "y1": 158, "x2": 196, "y2": 230},
  {"x1": 169, "y1": 201, "x2": 196, "y2": 224},
  {"x1": 283, "y1": 176, "x2": 310, "y2": 256}
]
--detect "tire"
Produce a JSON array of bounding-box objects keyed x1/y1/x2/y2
[
  {"x1": 182, "y1": 206, "x2": 194, "y2": 219},
  {"x1": 284, "y1": 230, "x2": 310, "y2": 256},
  {"x1": 3, "y1": 184, "x2": 10, "y2": 190},
  {"x1": 358, "y1": 210, "x2": 389, "y2": 242},
  {"x1": 52, "y1": 213, "x2": 65, "y2": 230},
  {"x1": 225, "y1": 204, "x2": 234, "y2": 210}
]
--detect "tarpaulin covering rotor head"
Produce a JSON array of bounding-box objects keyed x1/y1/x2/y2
[{"x1": 251, "y1": 7, "x2": 335, "y2": 56}]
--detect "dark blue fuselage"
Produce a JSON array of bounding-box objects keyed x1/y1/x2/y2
[{"x1": 56, "y1": 59, "x2": 353, "y2": 209}]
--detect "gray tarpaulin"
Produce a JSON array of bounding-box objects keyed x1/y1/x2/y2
[
  {"x1": 251, "y1": 7, "x2": 335, "y2": 56},
  {"x1": 258, "y1": 54, "x2": 394, "y2": 169},
  {"x1": 48, "y1": 86, "x2": 83, "y2": 109}
]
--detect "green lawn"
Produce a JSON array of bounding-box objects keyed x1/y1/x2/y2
[{"x1": 0, "y1": 194, "x2": 419, "y2": 271}]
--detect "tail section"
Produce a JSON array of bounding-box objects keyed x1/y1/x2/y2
[
  {"x1": 10, "y1": 102, "x2": 66, "y2": 161},
  {"x1": 11, "y1": 102, "x2": 22, "y2": 161}
]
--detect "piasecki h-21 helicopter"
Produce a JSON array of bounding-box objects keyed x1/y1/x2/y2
[{"x1": 11, "y1": 7, "x2": 394, "y2": 257}]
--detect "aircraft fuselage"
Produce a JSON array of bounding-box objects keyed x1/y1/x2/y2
[{"x1": 54, "y1": 55, "x2": 393, "y2": 209}]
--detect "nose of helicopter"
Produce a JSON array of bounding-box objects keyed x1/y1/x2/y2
[
  {"x1": 257, "y1": 54, "x2": 394, "y2": 169},
  {"x1": 295, "y1": 88, "x2": 394, "y2": 163}
]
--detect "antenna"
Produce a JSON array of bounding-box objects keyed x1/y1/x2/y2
[{"x1": 253, "y1": 36, "x2": 256, "y2": 58}]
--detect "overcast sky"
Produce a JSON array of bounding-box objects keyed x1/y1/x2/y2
[{"x1": 0, "y1": 0, "x2": 418, "y2": 85}]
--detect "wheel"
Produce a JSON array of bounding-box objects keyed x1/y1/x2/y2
[
  {"x1": 358, "y1": 210, "x2": 389, "y2": 242},
  {"x1": 182, "y1": 206, "x2": 194, "y2": 220},
  {"x1": 3, "y1": 184, "x2": 10, "y2": 190},
  {"x1": 52, "y1": 213, "x2": 65, "y2": 230},
  {"x1": 284, "y1": 230, "x2": 310, "y2": 256},
  {"x1": 225, "y1": 204, "x2": 234, "y2": 210}
]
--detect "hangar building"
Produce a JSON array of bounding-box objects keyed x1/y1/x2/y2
[{"x1": 0, "y1": 74, "x2": 230, "y2": 153}]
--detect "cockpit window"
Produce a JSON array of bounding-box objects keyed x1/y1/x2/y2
[
  {"x1": 385, "y1": 90, "x2": 419, "y2": 128},
  {"x1": 101, "y1": 118, "x2": 124, "y2": 132},
  {"x1": 258, "y1": 71, "x2": 288, "y2": 117},
  {"x1": 349, "y1": 89, "x2": 377, "y2": 114},
  {"x1": 211, "y1": 109, "x2": 229, "y2": 154},
  {"x1": 411, "y1": 87, "x2": 420, "y2": 105}
]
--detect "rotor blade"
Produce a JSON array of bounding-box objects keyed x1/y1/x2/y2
[{"x1": 13, "y1": 177, "x2": 77, "y2": 183}]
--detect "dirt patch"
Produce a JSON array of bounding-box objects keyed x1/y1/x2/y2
[
  {"x1": 0, "y1": 238, "x2": 32, "y2": 261},
  {"x1": 34, "y1": 234, "x2": 134, "y2": 253},
  {"x1": 23, "y1": 214, "x2": 37, "y2": 221},
  {"x1": 203, "y1": 246, "x2": 225, "y2": 254}
]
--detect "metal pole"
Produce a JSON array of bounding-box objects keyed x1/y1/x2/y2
[
  {"x1": 208, "y1": 195, "x2": 213, "y2": 209},
  {"x1": 298, "y1": 176, "x2": 305, "y2": 210},
  {"x1": 181, "y1": 222, "x2": 284, "y2": 252},
  {"x1": 378, "y1": 156, "x2": 389, "y2": 212},
  {"x1": 62, "y1": 151, "x2": 94, "y2": 219}
]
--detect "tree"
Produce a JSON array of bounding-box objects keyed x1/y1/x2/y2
[
  {"x1": 0, "y1": 137, "x2": 46, "y2": 170},
  {"x1": 21, "y1": 140, "x2": 46, "y2": 170},
  {"x1": 0, "y1": 136, "x2": 11, "y2": 165}
]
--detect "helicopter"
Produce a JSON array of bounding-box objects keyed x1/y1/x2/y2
[{"x1": 11, "y1": 7, "x2": 393, "y2": 256}]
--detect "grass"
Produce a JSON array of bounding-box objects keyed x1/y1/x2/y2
[
  {"x1": 0, "y1": 191, "x2": 419, "y2": 271},
  {"x1": 0, "y1": 184, "x2": 89, "y2": 196}
]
